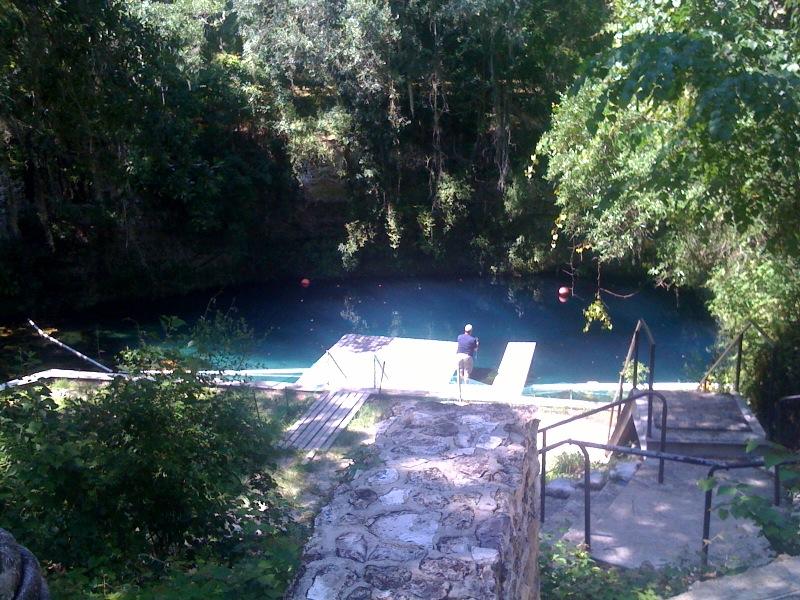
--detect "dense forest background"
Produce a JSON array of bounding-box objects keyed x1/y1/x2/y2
[
  {"x1": 1, "y1": 0, "x2": 799, "y2": 423},
  {"x1": 1, "y1": 1, "x2": 799, "y2": 597},
  {"x1": 0, "y1": 0, "x2": 606, "y2": 315}
]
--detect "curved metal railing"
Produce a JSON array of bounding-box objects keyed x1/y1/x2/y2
[
  {"x1": 700, "y1": 321, "x2": 774, "y2": 393},
  {"x1": 539, "y1": 389, "x2": 669, "y2": 522},
  {"x1": 537, "y1": 438, "x2": 799, "y2": 566},
  {"x1": 608, "y1": 319, "x2": 656, "y2": 442}
]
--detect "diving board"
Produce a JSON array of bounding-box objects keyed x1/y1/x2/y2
[{"x1": 491, "y1": 342, "x2": 536, "y2": 397}]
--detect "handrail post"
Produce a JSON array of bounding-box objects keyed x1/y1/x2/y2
[
  {"x1": 734, "y1": 333, "x2": 744, "y2": 393},
  {"x1": 774, "y1": 464, "x2": 781, "y2": 506},
  {"x1": 632, "y1": 329, "x2": 640, "y2": 390},
  {"x1": 701, "y1": 466, "x2": 717, "y2": 567},
  {"x1": 326, "y1": 351, "x2": 347, "y2": 383},
  {"x1": 540, "y1": 430, "x2": 547, "y2": 523},
  {"x1": 658, "y1": 394, "x2": 667, "y2": 483},
  {"x1": 580, "y1": 444, "x2": 592, "y2": 550},
  {"x1": 648, "y1": 343, "x2": 656, "y2": 393}
]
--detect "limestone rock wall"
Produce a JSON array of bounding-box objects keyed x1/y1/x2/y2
[
  {"x1": 290, "y1": 399, "x2": 540, "y2": 600},
  {"x1": 0, "y1": 529, "x2": 51, "y2": 600}
]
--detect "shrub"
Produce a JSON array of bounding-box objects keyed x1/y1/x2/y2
[
  {"x1": 0, "y1": 373, "x2": 278, "y2": 570},
  {"x1": 702, "y1": 442, "x2": 800, "y2": 556},
  {"x1": 745, "y1": 321, "x2": 800, "y2": 447},
  {"x1": 539, "y1": 536, "x2": 695, "y2": 600}
]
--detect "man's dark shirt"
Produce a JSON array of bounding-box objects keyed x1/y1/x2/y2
[{"x1": 457, "y1": 333, "x2": 478, "y2": 356}]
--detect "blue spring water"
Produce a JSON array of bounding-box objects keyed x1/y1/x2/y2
[{"x1": 59, "y1": 275, "x2": 716, "y2": 385}]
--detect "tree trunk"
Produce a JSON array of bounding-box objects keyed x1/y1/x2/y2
[
  {"x1": 31, "y1": 161, "x2": 55, "y2": 251},
  {"x1": 0, "y1": 169, "x2": 21, "y2": 239}
]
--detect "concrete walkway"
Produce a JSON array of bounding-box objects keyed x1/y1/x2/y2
[
  {"x1": 669, "y1": 554, "x2": 800, "y2": 599},
  {"x1": 560, "y1": 459, "x2": 775, "y2": 569}
]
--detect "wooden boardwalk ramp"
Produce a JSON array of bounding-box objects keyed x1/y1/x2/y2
[{"x1": 283, "y1": 390, "x2": 370, "y2": 462}]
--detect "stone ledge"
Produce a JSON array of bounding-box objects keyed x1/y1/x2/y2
[{"x1": 289, "y1": 399, "x2": 540, "y2": 600}]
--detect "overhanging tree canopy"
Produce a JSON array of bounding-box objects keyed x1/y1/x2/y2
[{"x1": 537, "y1": 0, "x2": 800, "y2": 335}]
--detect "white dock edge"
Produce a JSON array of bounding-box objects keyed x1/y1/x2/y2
[{"x1": 491, "y1": 342, "x2": 536, "y2": 398}]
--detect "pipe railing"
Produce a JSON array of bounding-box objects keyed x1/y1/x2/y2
[
  {"x1": 28, "y1": 319, "x2": 114, "y2": 373},
  {"x1": 372, "y1": 354, "x2": 388, "y2": 393},
  {"x1": 538, "y1": 438, "x2": 798, "y2": 563},
  {"x1": 325, "y1": 350, "x2": 347, "y2": 385},
  {"x1": 608, "y1": 319, "x2": 656, "y2": 441},
  {"x1": 539, "y1": 389, "x2": 669, "y2": 522},
  {"x1": 700, "y1": 321, "x2": 774, "y2": 393}
]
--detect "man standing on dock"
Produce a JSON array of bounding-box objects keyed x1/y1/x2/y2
[{"x1": 456, "y1": 324, "x2": 479, "y2": 384}]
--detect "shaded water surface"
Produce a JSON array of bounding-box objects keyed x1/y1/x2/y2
[{"x1": 28, "y1": 276, "x2": 715, "y2": 384}]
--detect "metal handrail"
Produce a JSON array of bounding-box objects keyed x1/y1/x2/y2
[
  {"x1": 608, "y1": 319, "x2": 656, "y2": 441},
  {"x1": 325, "y1": 350, "x2": 347, "y2": 383},
  {"x1": 537, "y1": 438, "x2": 799, "y2": 564},
  {"x1": 700, "y1": 321, "x2": 775, "y2": 393},
  {"x1": 778, "y1": 394, "x2": 800, "y2": 412},
  {"x1": 539, "y1": 389, "x2": 669, "y2": 522},
  {"x1": 372, "y1": 354, "x2": 388, "y2": 393}
]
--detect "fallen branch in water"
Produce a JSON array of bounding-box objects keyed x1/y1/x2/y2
[{"x1": 28, "y1": 319, "x2": 114, "y2": 373}]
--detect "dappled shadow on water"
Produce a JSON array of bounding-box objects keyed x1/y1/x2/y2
[{"x1": 334, "y1": 334, "x2": 394, "y2": 353}]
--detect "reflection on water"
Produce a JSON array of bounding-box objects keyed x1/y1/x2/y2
[{"x1": 34, "y1": 275, "x2": 715, "y2": 384}]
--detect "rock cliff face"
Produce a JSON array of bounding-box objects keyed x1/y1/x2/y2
[
  {"x1": 290, "y1": 399, "x2": 540, "y2": 599},
  {"x1": 0, "y1": 529, "x2": 50, "y2": 600}
]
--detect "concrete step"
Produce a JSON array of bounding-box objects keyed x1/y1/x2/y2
[
  {"x1": 632, "y1": 391, "x2": 766, "y2": 458},
  {"x1": 668, "y1": 554, "x2": 800, "y2": 599}
]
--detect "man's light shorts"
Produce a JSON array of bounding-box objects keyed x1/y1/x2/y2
[{"x1": 456, "y1": 353, "x2": 473, "y2": 377}]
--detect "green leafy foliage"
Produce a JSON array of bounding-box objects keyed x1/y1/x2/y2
[
  {"x1": 48, "y1": 535, "x2": 302, "y2": 600},
  {"x1": 583, "y1": 296, "x2": 613, "y2": 333},
  {"x1": 539, "y1": 536, "x2": 695, "y2": 599},
  {"x1": 0, "y1": 376, "x2": 278, "y2": 566},
  {"x1": 537, "y1": 0, "x2": 800, "y2": 430},
  {"x1": 0, "y1": 0, "x2": 292, "y2": 313},
  {"x1": 546, "y1": 451, "x2": 588, "y2": 482},
  {"x1": 622, "y1": 361, "x2": 650, "y2": 387},
  {"x1": 0, "y1": 312, "x2": 302, "y2": 598},
  {"x1": 704, "y1": 443, "x2": 800, "y2": 555},
  {"x1": 746, "y1": 321, "x2": 800, "y2": 444},
  {"x1": 539, "y1": 0, "x2": 800, "y2": 294},
  {"x1": 236, "y1": 0, "x2": 608, "y2": 270}
]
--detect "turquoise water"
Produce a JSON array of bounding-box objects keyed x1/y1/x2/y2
[{"x1": 48, "y1": 275, "x2": 715, "y2": 384}]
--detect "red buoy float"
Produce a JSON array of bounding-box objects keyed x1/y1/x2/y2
[
  {"x1": 558, "y1": 286, "x2": 570, "y2": 303},
  {"x1": 300, "y1": 277, "x2": 311, "y2": 288}
]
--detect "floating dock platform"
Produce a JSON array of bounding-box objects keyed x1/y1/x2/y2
[{"x1": 295, "y1": 334, "x2": 536, "y2": 403}]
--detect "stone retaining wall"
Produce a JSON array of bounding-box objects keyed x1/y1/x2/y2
[{"x1": 290, "y1": 399, "x2": 540, "y2": 600}]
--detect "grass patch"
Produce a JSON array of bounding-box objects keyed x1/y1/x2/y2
[
  {"x1": 546, "y1": 450, "x2": 607, "y2": 482},
  {"x1": 273, "y1": 396, "x2": 394, "y2": 522}
]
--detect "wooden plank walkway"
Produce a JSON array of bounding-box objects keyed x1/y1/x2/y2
[
  {"x1": 282, "y1": 390, "x2": 370, "y2": 461},
  {"x1": 491, "y1": 342, "x2": 536, "y2": 397}
]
